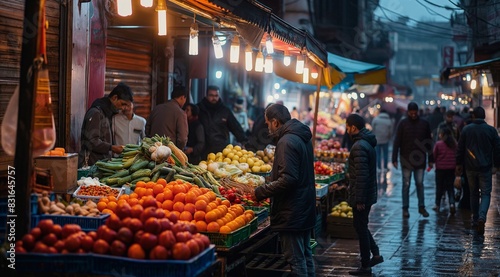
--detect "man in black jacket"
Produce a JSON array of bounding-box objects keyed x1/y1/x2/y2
[
  {"x1": 392, "y1": 102, "x2": 434, "y2": 218},
  {"x1": 197, "y1": 86, "x2": 247, "y2": 158},
  {"x1": 78, "y1": 82, "x2": 133, "y2": 167},
  {"x1": 346, "y1": 114, "x2": 383, "y2": 276},
  {"x1": 253, "y1": 104, "x2": 316, "y2": 276},
  {"x1": 455, "y1": 107, "x2": 500, "y2": 235}
]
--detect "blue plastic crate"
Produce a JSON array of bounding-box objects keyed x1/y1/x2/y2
[
  {"x1": 38, "y1": 213, "x2": 110, "y2": 231},
  {"x1": 0, "y1": 193, "x2": 39, "y2": 215},
  {"x1": 243, "y1": 206, "x2": 269, "y2": 225},
  {"x1": 92, "y1": 245, "x2": 216, "y2": 277},
  {"x1": 16, "y1": 253, "x2": 93, "y2": 274},
  {"x1": 315, "y1": 183, "x2": 328, "y2": 198}
]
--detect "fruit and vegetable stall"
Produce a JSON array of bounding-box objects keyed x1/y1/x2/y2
[{"x1": 1, "y1": 135, "x2": 350, "y2": 276}]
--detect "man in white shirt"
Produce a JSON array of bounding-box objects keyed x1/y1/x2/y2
[{"x1": 113, "y1": 102, "x2": 146, "y2": 145}]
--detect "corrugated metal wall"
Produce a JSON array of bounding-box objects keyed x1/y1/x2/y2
[
  {"x1": 105, "y1": 28, "x2": 153, "y2": 120},
  {"x1": 0, "y1": 0, "x2": 61, "y2": 170}
]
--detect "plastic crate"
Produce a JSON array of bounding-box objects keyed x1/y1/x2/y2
[
  {"x1": 315, "y1": 183, "x2": 328, "y2": 198},
  {"x1": 92, "y1": 245, "x2": 215, "y2": 277},
  {"x1": 248, "y1": 217, "x2": 258, "y2": 234},
  {"x1": 73, "y1": 185, "x2": 123, "y2": 202},
  {"x1": 38, "y1": 213, "x2": 110, "y2": 231},
  {"x1": 243, "y1": 206, "x2": 269, "y2": 225},
  {"x1": 326, "y1": 215, "x2": 357, "y2": 239},
  {"x1": 16, "y1": 253, "x2": 93, "y2": 274},
  {"x1": 201, "y1": 224, "x2": 250, "y2": 248},
  {"x1": 315, "y1": 175, "x2": 332, "y2": 184},
  {"x1": 310, "y1": 239, "x2": 318, "y2": 254}
]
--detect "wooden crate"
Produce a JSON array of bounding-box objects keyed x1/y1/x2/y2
[
  {"x1": 326, "y1": 215, "x2": 358, "y2": 239},
  {"x1": 34, "y1": 153, "x2": 78, "y2": 193}
]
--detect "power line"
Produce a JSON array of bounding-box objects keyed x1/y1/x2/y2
[
  {"x1": 421, "y1": 0, "x2": 460, "y2": 10},
  {"x1": 448, "y1": 0, "x2": 500, "y2": 28},
  {"x1": 415, "y1": 0, "x2": 451, "y2": 21}
]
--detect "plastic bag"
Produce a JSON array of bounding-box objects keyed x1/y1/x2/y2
[{"x1": 1, "y1": 86, "x2": 19, "y2": 156}]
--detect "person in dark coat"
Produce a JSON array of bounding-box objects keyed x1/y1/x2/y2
[
  {"x1": 184, "y1": 103, "x2": 205, "y2": 165},
  {"x1": 455, "y1": 107, "x2": 500, "y2": 235},
  {"x1": 392, "y1": 102, "x2": 434, "y2": 218},
  {"x1": 78, "y1": 82, "x2": 134, "y2": 167},
  {"x1": 346, "y1": 114, "x2": 383, "y2": 276},
  {"x1": 197, "y1": 86, "x2": 247, "y2": 158},
  {"x1": 253, "y1": 104, "x2": 316, "y2": 276}
]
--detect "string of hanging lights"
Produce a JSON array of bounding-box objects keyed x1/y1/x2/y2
[{"x1": 115, "y1": 0, "x2": 317, "y2": 83}]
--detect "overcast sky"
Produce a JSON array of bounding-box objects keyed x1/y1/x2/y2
[{"x1": 375, "y1": 0, "x2": 455, "y2": 23}]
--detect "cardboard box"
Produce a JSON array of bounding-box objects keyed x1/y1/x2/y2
[
  {"x1": 34, "y1": 153, "x2": 78, "y2": 193},
  {"x1": 326, "y1": 215, "x2": 358, "y2": 239}
]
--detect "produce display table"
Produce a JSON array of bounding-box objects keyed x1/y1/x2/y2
[
  {"x1": 315, "y1": 176, "x2": 347, "y2": 238},
  {"x1": 214, "y1": 217, "x2": 271, "y2": 277}
]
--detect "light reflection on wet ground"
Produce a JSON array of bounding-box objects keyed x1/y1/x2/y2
[{"x1": 314, "y1": 163, "x2": 500, "y2": 276}]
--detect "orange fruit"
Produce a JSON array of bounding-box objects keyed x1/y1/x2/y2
[
  {"x1": 118, "y1": 194, "x2": 129, "y2": 200},
  {"x1": 245, "y1": 213, "x2": 254, "y2": 222},
  {"x1": 173, "y1": 192, "x2": 186, "y2": 203},
  {"x1": 221, "y1": 200, "x2": 231, "y2": 207},
  {"x1": 173, "y1": 202, "x2": 185, "y2": 213},
  {"x1": 205, "y1": 192, "x2": 216, "y2": 202},
  {"x1": 145, "y1": 188, "x2": 154, "y2": 196},
  {"x1": 195, "y1": 221, "x2": 207, "y2": 232},
  {"x1": 217, "y1": 205, "x2": 228, "y2": 214},
  {"x1": 128, "y1": 243, "x2": 146, "y2": 259},
  {"x1": 136, "y1": 181, "x2": 146, "y2": 188},
  {"x1": 215, "y1": 197, "x2": 222, "y2": 205},
  {"x1": 156, "y1": 178, "x2": 167, "y2": 186},
  {"x1": 136, "y1": 187, "x2": 147, "y2": 198},
  {"x1": 212, "y1": 208, "x2": 222, "y2": 220},
  {"x1": 129, "y1": 192, "x2": 138, "y2": 199},
  {"x1": 184, "y1": 203, "x2": 196, "y2": 215},
  {"x1": 224, "y1": 213, "x2": 234, "y2": 222},
  {"x1": 196, "y1": 195, "x2": 210, "y2": 204},
  {"x1": 208, "y1": 202, "x2": 218, "y2": 211},
  {"x1": 171, "y1": 210, "x2": 181, "y2": 219},
  {"x1": 244, "y1": 210, "x2": 255, "y2": 217},
  {"x1": 163, "y1": 188, "x2": 173, "y2": 201},
  {"x1": 200, "y1": 188, "x2": 210, "y2": 193},
  {"x1": 155, "y1": 192, "x2": 165, "y2": 203},
  {"x1": 117, "y1": 199, "x2": 128, "y2": 206},
  {"x1": 101, "y1": 208, "x2": 114, "y2": 214},
  {"x1": 108, "y1": 196, "x2": 117, "y2": 202},
  {"x1": 173, "y1": 185, "x2": 187, "y2": 195},
  {"x1": 100, "y1": 197, "x2": 110, "y2": 204},
  {"x1": 205, "y1": 211, "x2": 218, "y2": 223},
  {"x1": 194, "y1": 210, "x2": 206, "y2": 221},
  {"x1": 235, "y1": 216, "x2": 246, "y2": 227},
  {"x1": 183, "y1": 182, "x2": 192, "y2": 191},
  {"x1": 162, "y1": 200, "x2": 174, "y2": 211},
  {"x1": 128, "y1": 198, "x2": 139, "y2": 206},
  {"x1": 226, "y1": 221, "x2": 238, "y2": 231},
  {"x1": 179, "y1": 211, "x2": 193, "y2": 221},
  {"x1": 176, "y1": 179, "x2": 185, "y2": 184},
  {"x1": 146, "y1": 181, "x2": 156, "y2": 189},
  {"x1": 219, "y1": 226, "x2": 232, "y2": 234},
  {"x1": 184, "y1": 192, "x2": 197, "y2": 204},
  {"x1": 107, "y1": 201, "x2": 118, "y2": 212},
  {"x1": 195, "y1": 200, "x2": 208, "y2": 211},
  {"x1": 205, "y1": 205, "x2": 212, "y2": 212},
  {"x1": 97, "y1": 201, "x2": 107, "y2": 212},
  {"x1": 216, "y1": 218, "x2": 226, "y2": 227},
  {"x1": 153, "y1": 184, "x2": 164, "y2": 196},
  {"x1": 206, "y1": 222, "x2": 220, "y2": 232}
]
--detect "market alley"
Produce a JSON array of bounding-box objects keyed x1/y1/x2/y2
[{"x1": 314, "y1": 163, "x2": 500, "y2": 277}]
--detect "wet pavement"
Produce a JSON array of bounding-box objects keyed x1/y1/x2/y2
[{"x1": 314, "y1": 163, "x2": 500, "y2": 277}]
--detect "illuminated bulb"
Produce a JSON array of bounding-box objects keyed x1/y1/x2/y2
[
  {"x1": 311, "y1": 66, "x2": 318, "y2": 79},
  {"x1": 245, "y1": 45, "x2": 253, "y2": 71},
  {"x1": 117, "y1": 0, "x2": 132, "y2": 16},
  {"x1": 274, "y1": 83, "x2": 280, "y2": 90},
  {"x1": 265, "y1": 55, "x2": 273, "y2": 73},
  {"x1": 189, "y1": 23, "x2": 199, "y2": 55},
  {"x1": 283, "y1": 51, "x2": 291, "y2": 66},
  {"x1": 267, "y1": 95, "x2": 274, "y2": 103},
  {"x1": 230, "y1": 36, "x2": 240, "y2": 63},
  {"x1": 266, "y1": 36, "x2": 274, "y2": 54},
  {"x1": 156, "y1": 0, "x2": 167, "y2": 36},
  {"x1": 296, "y1": 55, "x2": 304, "y2": 74},
  {"x1": 140, "y1": 0, "x2": 153, "y2": 8},
  {"x1": 255, "y1": 51, "x2": 264, "y2": 72},
  {"x1": 470, "y1": 79, "x2": 477, "y2": 90},
  {"x1": 303, "y1": 67, "x2": 309, "y2": 83},
  {"x1": 281, "y1": 89, "x2": 286, "y2": 94},
  {"x1": 215, "y1": 71, "x2": 222, "y2": 79},
  {"x1": 212, "y1": 36, "x2": 224, "y2": 59}
]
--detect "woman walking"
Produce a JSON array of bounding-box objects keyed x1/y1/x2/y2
[{"x1": 432, "y1": 127, "x2": 457, "y2": 214}]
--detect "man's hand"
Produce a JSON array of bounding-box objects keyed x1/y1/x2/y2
[
  {"x1": 111, "y1": 145, "x2": 124, "y2": 154},
  {"x1": 392, "y1": 162, "x2": 398, "y2": 170},
  {"x1": 357, "y1": 203, "x2": 365, "y2": 211}
]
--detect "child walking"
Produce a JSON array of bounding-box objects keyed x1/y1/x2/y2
[{"x1": 432, "y1": 127, "x2": 457, "y2": 214}]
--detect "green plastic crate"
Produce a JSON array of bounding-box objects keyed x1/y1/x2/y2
[
  {"x1": 243, "y1": 206, "x2": 269, "y2": 224},
  {"x1": 201, "y1": 224, "x2": 250, "y2": 248}
]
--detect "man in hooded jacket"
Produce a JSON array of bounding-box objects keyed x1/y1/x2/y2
[
  {"x1": 346, "y1": 114, "x2": 383, "y2": 276},
  {"x1": 197, "y1": 86, "x2": 247, "y2": 158},
  {"x1": 78, "y1": 82, "x2": 133, "y2": 167},
  {"x1": 253, "y1": 104, "x2": 316, "y2": 276}
]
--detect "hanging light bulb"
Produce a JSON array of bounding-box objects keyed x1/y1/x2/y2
[
  {"x1": 140, "y1": 0, "x2": 153, "y2": 8},
  {"x1": 117, "y1": 0, "x2": 132, "y2": 16},
  {"x1": 189, "y1": 21, "x2": 199, "y2": 55},
  {"x1": 296, "y1": 55, "x2": 304, "y2": 74},
  {"x1": 255, "y1": 50, "x2": 264, "y2": 72},
  {"x1": 265, "y1": 55, "x2": 273, "y2": 73},
  {"x1": 303, "y1": 67, "x2": 310, "y2": 83},
  {"x1": 245, "y1": 45, "x2": 253, "y2": 71},
  {"x1": 311, "y1": 65, "x2": 319, "y2": 79},
  {"x1": 283, "y1": 51, "x2": 291, "y2": 66},
  {"x1": 266, "y1": 35, "x2": 274, "y2": 54},
  {"x1": 212, "y1": 35, "x2": 224, "y2": 59},
  {"x1": 230, "y1": 36, "x2": 240, "y2": 63},
  {"x1": 156, "y1": 0, "x2": 167, "y2": 36}
]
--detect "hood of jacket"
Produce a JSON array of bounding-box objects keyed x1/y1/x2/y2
[
  {"x1": 352, "y1": 128, "x2": 377, "y2": 148},
  {"x1": 90, "y1": 97, "x2": 117, "y2": 119},
  {"x1": 378, "y1": 113, "x2": 390, "y2": 120},
  {"x1": 273, "y1": 119, "x2": 312, "y2": 144}
]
